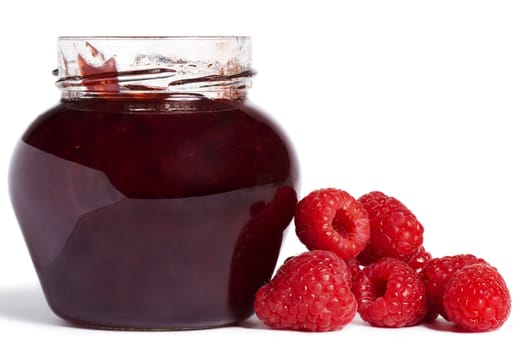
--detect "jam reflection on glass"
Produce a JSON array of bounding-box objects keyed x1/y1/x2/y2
[{"x1": 10, "y1": 96, "x2": 298, "y2": 329}]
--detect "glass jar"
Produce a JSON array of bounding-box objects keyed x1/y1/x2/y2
[{"x1": 9, "y1": 36, "x2": 299, "y2": 329}]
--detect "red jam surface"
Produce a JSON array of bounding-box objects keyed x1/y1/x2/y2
[{"x1": 9, "y1": 98, "x2": 298, "y2": 329}]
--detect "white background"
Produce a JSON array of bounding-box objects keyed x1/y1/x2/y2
[{"x1": 0, "y1": 0, "x2": 523, "y2": 348}]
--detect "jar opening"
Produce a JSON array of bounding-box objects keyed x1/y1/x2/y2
[
  {"x1": 56, "y1": 36, "x2": 253, "y2": 101},
  {"x1": 58, "y1": 36, "x2": 251, "y2": 40}
]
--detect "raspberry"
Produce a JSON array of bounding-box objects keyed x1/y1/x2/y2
[
  {"x1": 444, "y1": 264, "x2": 511, "y2": 332},
  {"x1": 407, "y1": 246, "x2": 432, "y2": 273},
  {"x1": 357, "y1": 191, "x2": 423, "y2": 264},
  {"x1": 352, "y1": 258, "x2": 427, "y2": 327},
  {"x1": 254, "y1": 250, "x2": 357, "y2": 332},
  {"x1": 295, "y1": 188, "x2": 370, "y2": 260},
  {"x1": 420, "y1": 254, "x2": 486, "y2": 321}
]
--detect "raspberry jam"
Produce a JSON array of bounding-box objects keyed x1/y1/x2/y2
[{"x1": 9, "y1": 37, "x2": 298, "y2": 329}]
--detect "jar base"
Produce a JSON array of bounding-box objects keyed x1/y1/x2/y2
[{"x1": 55, "y1": 312, "x2": 247, "y2": 331}]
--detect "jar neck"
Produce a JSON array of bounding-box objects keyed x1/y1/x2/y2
[
  {"x1": 60, "y1": 95, "x2": 245, "y2": 113},
  {"x1": 55, "y1": 36, "x2": 253, "y2": 102}
]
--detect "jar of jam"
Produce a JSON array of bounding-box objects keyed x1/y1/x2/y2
[{"x1": 9, "y1": 36, "x2": 299, "y2": 329}]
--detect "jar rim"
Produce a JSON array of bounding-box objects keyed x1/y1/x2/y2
[{"x1": 58, "y1": 36, "x2": 250, "y2": 41}]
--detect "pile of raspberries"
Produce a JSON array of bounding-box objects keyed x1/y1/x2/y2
[{"x1": 254, "y1": 189, "x2": 511, "y2": 332}]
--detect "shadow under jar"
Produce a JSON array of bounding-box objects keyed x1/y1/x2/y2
[{"x1": 9, "y1": 36, "x2": 299, "y2": 330}]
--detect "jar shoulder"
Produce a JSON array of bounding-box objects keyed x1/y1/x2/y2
[
  {"x1": 14, "y1": 99, "x2": 298, "y2": 198},
  {"x1": 22, "y1": 100, "x2": 283, "y2": 144}
]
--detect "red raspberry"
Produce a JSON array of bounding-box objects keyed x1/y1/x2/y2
[
  {"x1": 357, "y1": 191, "x2": 423, "y2": 264},
  {"x1": 352, "y1": 258, "x2": 427, "y2": 327},
  {"x1": 254, "y1": 250, "x2": 357, "y2": 332},
  {"x1": 420, "y1": 254, "x2": 486, "y2": 321},
  {"x1": 407, "y1": 246, "x2": 432, "y2": 273},
  {"x1": 295, "y1": 188, "x2": 370, "y2": 260},
  {"x1": 444, "y1": 264, "x2": 511, "y2": 332}
]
